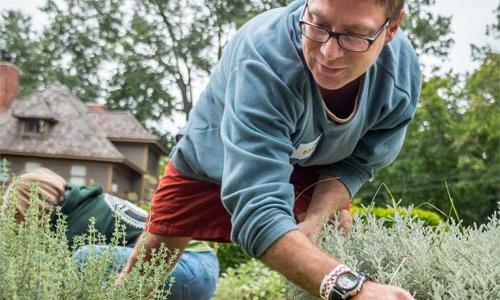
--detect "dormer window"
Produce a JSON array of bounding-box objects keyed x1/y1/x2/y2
[
  {"x1": 25, "y1": 119, "x2": 45, "y2": 134},
  {"x1": 18, "y1": 117, "x2": 56, "y2": 138}
]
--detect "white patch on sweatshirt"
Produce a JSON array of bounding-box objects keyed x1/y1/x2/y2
[{"x1": 291, "y1": 134, "x2": 322, "y2": 160}]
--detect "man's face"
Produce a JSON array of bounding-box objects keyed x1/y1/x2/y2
[{"x1": 302, "y1": 0, "x2": 400, "y2": 90}]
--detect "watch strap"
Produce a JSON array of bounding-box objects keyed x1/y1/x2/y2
[{"x1": 319, "y1": 264, "x2": 351, "y2": 300}]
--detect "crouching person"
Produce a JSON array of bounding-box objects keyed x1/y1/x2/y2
[
  {"x1": 2, "y1": 167, "x2": 219, "y2": 300},
  {"x1": 119, "y1": 0, "x2": 420, "y2": 298}
]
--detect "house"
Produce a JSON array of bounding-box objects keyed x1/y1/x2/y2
[{"x1": 0, "y1": 54, "x2": 167, "y2": 202}]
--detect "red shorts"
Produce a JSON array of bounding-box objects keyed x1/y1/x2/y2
[{"x1": 146, "y1": 162, "x2": 320, "y2": 242}]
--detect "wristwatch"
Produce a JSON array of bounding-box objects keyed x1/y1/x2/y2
[{"x1": 328, "y1": 270, "x2": 368, "y2": 300}]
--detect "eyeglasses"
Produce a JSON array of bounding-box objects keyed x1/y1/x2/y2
[{"x1": 299, "y1": 0, "x2": 389, "y2": 52}]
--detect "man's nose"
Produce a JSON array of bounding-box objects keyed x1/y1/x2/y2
[{"x1": 320, "y1": 37, "x2": 345, "y2": 60}]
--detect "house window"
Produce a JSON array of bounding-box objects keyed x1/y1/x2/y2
[
  {"x1": 24, "y1": 119, "x2": 45, "y2": 135},
  {"x1": 25, "y1": 162, "x2": 41, "y2": 172},
  {"x1": 69, "y1": 165, "x2": 86, "y2": 185}
]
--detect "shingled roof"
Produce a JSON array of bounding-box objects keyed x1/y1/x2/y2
[
  {"x1": 87, "y1": 111, "x2": 157, "y2": 141},
  {"x1": 0, "y1": 83, "x2": 165, "y2": 163}
]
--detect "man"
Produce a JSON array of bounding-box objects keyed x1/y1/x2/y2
[
  {"x1": 2, "y1": 168, "x2": 219, "y2": 300},
  {"x1": 122, "y1": 0, "x2": 420, "y2": 299}
]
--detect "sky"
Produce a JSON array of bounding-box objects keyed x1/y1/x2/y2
[{"x1": 426, "y1": 0, "x2": 498, "y2": 74}]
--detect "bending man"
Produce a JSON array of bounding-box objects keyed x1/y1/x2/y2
[{"x1": 123, "y1": 0, "x2": 421, "y2": 299}]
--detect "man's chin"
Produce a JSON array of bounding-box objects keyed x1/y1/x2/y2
[
  {"x1": 316, "y1": 79, "x2": 348, "y2": 91},
  {"x1": 312, "y1": 72, "x2": 349, "y2": 91}
]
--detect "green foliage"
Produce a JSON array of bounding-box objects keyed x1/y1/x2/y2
[
  {"x1": 215, "y1": 258, "x2": 286, "y2": 300},
  {"x1": 0, "y1": 0, "x2": 454, "y2": 150},
  {"x1": 401, "y1": 0, "x2": 453, "y2": 60},
  {"x1": 211, "y1": 242, "x2": 251, "y2": 275},
  {"x1": 360, "y1": 51, "x2": 500, "y2": 226},
  {"x1": 351, "y1": 205, "x2": 442, "y2": 227},
  {"x1": 0, "y1": 185, "x2": 175, "y2": 299},
  {"x1": 288, "y1": 206, "x2": 500, "y2": 299},
  {"x1": 0, "y1": 159, "x2": 11, "y2": 183},
  {"x1": 138, "y1": 201, "x2": 152, "y2": 212},
  {"x1": 0, "y1": 10, "x2": 55, "y2": 97},
  {"x1": 39, "y1": 0, "x2": 124, "y2": 102},
  {"x1": 214, "y1": 206, "x2": 489, "y2": 300},
  {"x1": 212, "y1": 205, "x2": 442, "y2": 277}
]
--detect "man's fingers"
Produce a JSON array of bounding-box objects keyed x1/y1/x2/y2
[{"x1": 338, "y1": 208, "x2": 353, "y2": 235}]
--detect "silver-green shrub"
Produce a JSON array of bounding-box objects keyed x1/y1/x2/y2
[
  {"x1": 288, "y1": 206, "x2": 500, "y2": 300},
  {"x1": 0, "y1": 183, "x2": 175, "y2": 300},
  {"x1": 215, "y1": 258, "x2": 286, "y2": 300}
]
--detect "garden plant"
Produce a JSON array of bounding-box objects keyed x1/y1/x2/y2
[
  {"x1": 216, "y1": 204, "x2": 499, "y2": 299},
  {"x1": 0, "y1": 182, "x2": 176, "y2": 300},
  {"x1": 289, "y1": 204, "x2": 500, "y2": 299},
  {"x1": 2, "y1": 178, "x2": 499, "y2": 299}
]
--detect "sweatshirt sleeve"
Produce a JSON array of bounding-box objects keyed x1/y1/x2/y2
[
  {"x1": 321, "y1": 99, "x2": 417, "y2": 197},
  {"x1": 220, "y1": 60, "x2": 302, "y2": 258}
]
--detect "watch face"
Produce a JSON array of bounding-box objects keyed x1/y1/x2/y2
[{"x1": 336, "y1": 272, "x2": 359, "y2": 290}]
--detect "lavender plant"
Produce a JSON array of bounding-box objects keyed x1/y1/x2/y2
[{"x1": 288, "y1": 206, "x2": 500, "y2": 299}]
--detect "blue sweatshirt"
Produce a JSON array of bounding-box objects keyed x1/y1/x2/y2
[{"x1": 171, "y1": 0, "x2": 421, "y2": 257}]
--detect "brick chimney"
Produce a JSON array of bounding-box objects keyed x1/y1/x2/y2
[{"x1": 0, "y1": 49, "x2": 20, "y2": 113}]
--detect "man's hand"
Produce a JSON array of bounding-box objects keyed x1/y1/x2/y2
[
  {"x1": 114, "y1": 272, "x2": 126, "y2": 286},
  {"x1": 298, "y1": 175, "x2": 353, "y2": 242},
  {"x1": 298, "y1": 207, "x2": 353, "y2": 242},
  {"x1": 354, "y1": 281, "x2": 414, "y2": 300},
  {"x1": 337, "y1": 207, "x2": 353, "y2": 234},
  {"x1": 297, "y1": 219, "x2": 322, "y2": 243}
]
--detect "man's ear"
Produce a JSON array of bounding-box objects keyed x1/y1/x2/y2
[{"x1": 384, "y1": 10, "x2": 405, "y2": 44}]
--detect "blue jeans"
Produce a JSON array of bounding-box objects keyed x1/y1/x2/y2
[{"x1": 74, "y1": 245, "x2": 219, "y2": 300}]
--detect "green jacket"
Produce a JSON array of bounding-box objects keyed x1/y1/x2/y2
[{"x1": 58, "y1": 183, "x2": 212, "y2": 252}]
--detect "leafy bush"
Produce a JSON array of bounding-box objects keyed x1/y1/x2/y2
[
  {"x1": 215, "y1": 258, "x2": 286, "y2": 300},
  {"x1": 287, "y1": 206, "x2": 500, "y2": 299},
  {"x1": 212, "y1": 206, "x2": 443, "y2": 299},
  {"x1": 351, "y1": 205, "x2": 442, "y2": 226},
  {"x1": 0, "y1": 185, "x2": 176, "y2": 300},
  {"x1": 211, "y1": 242, "x2": 251, "y2": 274},
  {"x1": 212, "y1": 205, "x2": 442, "y2": 276}
]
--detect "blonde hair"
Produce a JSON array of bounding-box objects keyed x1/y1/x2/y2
[{"x1": 2, "y1": 168, "x2": 67, "y2": 220}]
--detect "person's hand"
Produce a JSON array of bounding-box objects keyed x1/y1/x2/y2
[
  {"x1": 114, "y1": 272, "x2": 126, "y2": 286},
  {"x1": 298, "y1": 207, "x2": 353, "y2": 242},
  {"x1": 353, "y1": 281, "x2": 414, "y2": 300},
  {"x1": 337, "y1": 208, "x2": 353, "y2": 235}
]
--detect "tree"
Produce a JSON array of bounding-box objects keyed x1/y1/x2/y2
[
  {"x1": 1, "y1": 0, "x2": 453, "y2": 141},
  {"x1": 402, "y1": 0, "x2": 454, "y2": 60},
  {"x1": 39, "y1": 0, "x2": 124, "y2": 102},
  {"x1": 0, "y1": 11, "x2": 53, "y2": 97},
  {"x1": 360, "y1": 6, "x2": 500, "y2": 224},
  {"x1": 454, "y1": 52, "x2": 500, "y2": 223},
  {"x1": 357, "y1": 75, "x2": 462, "y2": 216}
]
